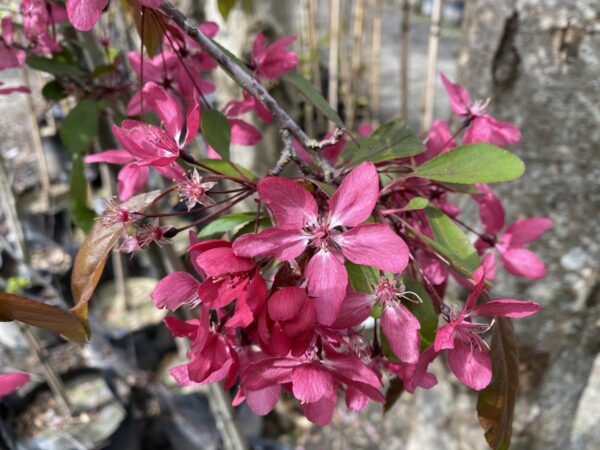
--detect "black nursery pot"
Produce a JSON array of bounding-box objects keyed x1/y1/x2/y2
[{"x1": 9, "y1": 368, "x2": 136, "y2": 450}]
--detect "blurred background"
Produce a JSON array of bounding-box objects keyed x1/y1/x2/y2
[{"x1": 0, "y1": 0, "x2": 598, "y2": 449}]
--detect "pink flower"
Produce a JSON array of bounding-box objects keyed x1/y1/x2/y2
[
  {"x1": 233, "y1": 162, "x2": 409, "y2": 325},
  {"x1": 85, "y1": 82, "x2": 196, "y2": 199},
  {"x1": 257, "y1": 287, "x2": 316, "y2": 357},
  {"x1": 223, "y1": 90, "x2": 272, "y2": 124},
  {"x1": 385, "y1": 345, "x2": 438, "y2": 393},
  {"x1": 177, "y1": 169, "x2": 217, "y2": 210},
  {"x1": 0, "y1": 18, "x2": 26, "y2": 70},
  {"x1": 20, "y1": 0, "x2": 66, "y2": 55},
  {"x1": 440, "y1": 72, "x2": 521, "y2": 147},
  {"x1": 240, "y1": 345, "x2": 384, "y2": 425},
  {"x1": 415, "y1": 119, "x2": 456, "y2": 165},
  {"x1": 166, "y1": 306, "x2": 239, "y2": 388},
  {"x1": 251, "y1": 33, "x2": 298, "y2": 79},
  {"x1": 0, "y1": 372, "x2": 30, "y2": 397},
  {"x1": 433, "y1": 267, "x2": 540, "y2": 390},
  {"x1": 152, "y1": 239, "x2": 266, "y2": 328},
  {"x1": 474, "y1": 184, "x2": 553, "y2": 279}
]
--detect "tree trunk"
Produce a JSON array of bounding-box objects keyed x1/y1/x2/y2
[{"x1": 459, "y1": 1, "x2": 600, "y2": 449}]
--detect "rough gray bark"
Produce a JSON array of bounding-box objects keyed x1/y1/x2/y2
[{"x1": 459, "y1": 1, "x2": 600, "y2": 449}]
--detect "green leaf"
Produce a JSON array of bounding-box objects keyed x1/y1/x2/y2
[
  {"x1": 218, "y1": 0, "x2": 237, "y2": 20},
  {"x1": 343, "y1": 118, "x2": 424, "y2": 166},
  {"x1": 199, "y1": 212, "x2": 256, "y2": 239},
  {"x1": 282, "y1": 71, "x2": 344, "y2": 128},
  {"x1": 308, "y1": 179, "x2": 336, "y2": 197},
  {"x1": 195, "y1": 159, "x2": 256, "y2": 181},
  {"x1": 201, "y1": 109, "x2": 231, "y2": 159},
  {"x1": 403, "y1": 197, "x2": 429, "y2": 211},
  {"x1": 404, "y1": 278, "x2": 438, "y2": 347},
  {"x1": 69, "y1": 155, "x2": 95, "y2": 233},
  {"x1": 60, "y1": 99, "x2": 99, "y2": 153},
  {"x1": 346, "y1": 261, "x2": 379, "y2": 294},
  {"x1": 424, "y1": 206, "x2": 480, "y2": 275},
  {"x1": 42, "y1": 80, "x2": 68, "y2": 101},
  {"x1": 414, "y1": 143, "x2": 525, "y2": 184},
  {"x1": 234, "y1": 216, "x2": 271, "y2": 239},
  {"x1": 477, "y1": 318, "x2": 519, "y2": 450},
  {"x1": 26, "y1": 55, "x2": 86, "y2": 77}
]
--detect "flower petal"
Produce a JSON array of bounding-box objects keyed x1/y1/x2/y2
[
  {"x1": 245, "y1": 385, "x2": 281, "y2": 416},
  {"x1": 339, "y1": 224, "x2": 409, "y2": 273},
  {"x1": 233, "y1": 225, "x2": 308, "y2": 261},
  {"x1": 142, "y1": 82, "x2": 183, "y2": 141},
  {"x1": 329, "y1": 162, "x2": 380, "y2": 227},
  {"x1": 306, "y1": 250, "x2": 348, "y2": 325},
  {"x1": 268, "y1": 287, "x2": 307, "y2": 321},
  {"x1": 332, "y1": 291, "x2": 375, "y2": 329},
  {"x1": 440, "y1": 72, "x2": 470, "y2": 116},
  {"x1": 230, "y1": 119, "x2": 262, "y2": 146},
  {"x1": 470, "y1": 299, "x2": 541, "y2": 318},
  {"x1": 117, "y1": 163, "x2": 149, "y2": 200},
  {"x1": 504, "y1": 217, "x2": 553, "y2": 247},
  {"x1": 151, "y1": 272, "x2": 200, "y2": 310},
  {"x1": 301, "y1": 391, "x2": 337, "y2": 426},
  {"x1": 84, "y1": 149, "x2": 133, "y2": 164},
  {"x1": 500, "y1": 247, "x2": 547, "y2": 279},
  {"x1": 66, "y1": 0, "x2": 108, "y2": 31},
  {"x1": 0, "y1": 372, "x2": 30, "y2": 397},
  {"x1": 258, "y1": 177, "x2": 318, "y2": 227},
  {"x1": 464, "y1": 115, "x2": 521, "y2": 147},
  {"x1": 195, "y1": 247, "x2": 255, "y2": 277},
  {"x1": 291, "y1": 363, "x2": 334, "y2": 403},
  {"x1": 447, "y1": 335, "x2": 492, "y2": 390},
  {"x1": 381, "y1": 303, "x2": 421, "y2": 363}
]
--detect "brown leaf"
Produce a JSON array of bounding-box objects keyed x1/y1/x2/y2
[
  {"x1": 383, "y1": 376, "x2": 404, "y2": 414},
  {"x1": 127, "y1": 2, "x2": 166, "y2": 57},
  {"x1": 70, "y1": 191, "x2": 162, "y2": 329},
  {"x1": 477, "y1": 317, "x2": 520, "y2": 450},
  {"x1": 0, "y1": 292, "x2": 87, "y2": 343}
]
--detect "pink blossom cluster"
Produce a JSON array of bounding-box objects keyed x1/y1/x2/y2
[{"x1": 3, "y1": 2, "x2": 552, "y2": 426}]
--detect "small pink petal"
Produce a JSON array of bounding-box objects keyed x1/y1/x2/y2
[
  {"x1": 301, "y1": 391, "x2": 337, "y2": 425},
  {"x1": 329, "y1": 162, "x2": 380, "y2": 227},
  {"x1": 291, "y1": 364, "x2": 334, "y2": 403},
  {"x1": 232, "y1": 225, "x2": 308, "y2": 261},
  {"x1": 195, "y1": 247, "x2": 255, "y2": 277},
  {"x1": 464, "y1": 115, "x2": 521, "y2": 147},
  {"x1": 84, "y1": 149, "x2": 133, "y2": 164},
  {"x1": 258, "y1": 177, "x2": 318, "y2": 227},
  {"x1": 447, "y1": 336, "x2": 492, "y2": 390},
  {"x1": 66, "y1": 0, "x2": 108, "y2": 31},
  {"x1": 230, "y1": 119, "x2": 262, "y2": 146},
  {"x1": 117, "y1": 163, "x2": 149, "y2": 200},
  {"x1": 470, "y1": 299, "x2": 541, "y2": 318},
  {"x1": 381, "y1": 303, "x2": 421, "y2": 363},
  {"x1": 151, "y1": 272, "x2": 200, "y2": 310},
  {"x1": 306, "y1": 250, "x2": 348, "y2": 326},
  {"x1": 142, "y1": 82, "x2": 183, "y2": 141},
  {"x1": 246, "y1": 385, "x2": 281, "y2": 416},
  {"x1": 339, "y1": 223, "x2": 409, "y2": 273},
  {"x1": 332, "y1": 291, "x2": 375, "y2": 329},
  {"x1": 500, "y1": 247, "x2": 547, "y2": 279},
  {"x1": 0, "y1": 372, "x2": 30, "y2": 397},
  {"x1": 268, "y1": 287, "x2": 307, "y2": 321},
  {"x1": 440, "y1": 72, "x2": 470, "y2": 116},
  {"x1": 504, "y1": 217, "x2": 553, "y2": 247}
]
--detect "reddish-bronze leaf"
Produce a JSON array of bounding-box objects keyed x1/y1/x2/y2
[
  {"x1": 383, "y1": 376, "x2": 404, "y2": 414},
  {"x1": 127, "y1": 2, "x2": 166, "y2": 57},
  {"x1": 0, "y1": 292, "x2": 87, "y2": 343},
  {"x1": 70, "y1": 190, "x2": 162, "y2": 329},
  {"x1": 477, "y1": 317, "x2": 520, "y2": 450}
]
